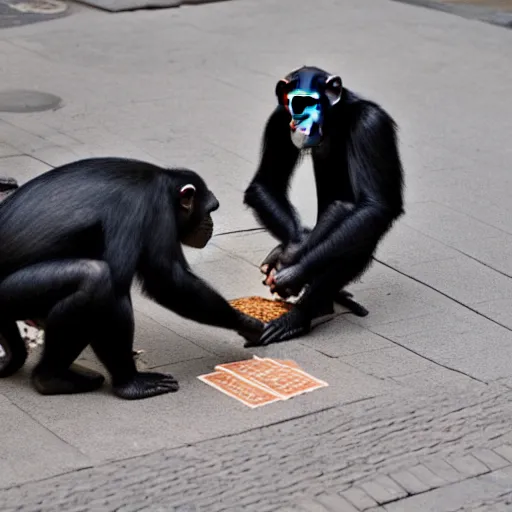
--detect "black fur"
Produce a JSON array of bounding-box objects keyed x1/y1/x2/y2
[
  {"x1": 244, "y1": 66, "x2": 404, "y2": 346},
  {"x1": 0, "y1": 157, "x2": 263, "y2": 399}
]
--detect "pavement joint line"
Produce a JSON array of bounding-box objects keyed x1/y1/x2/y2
[
  {"x1": 366, "y1": 327, "x2": 488, "y2": 384},
  {"x1": 428, "y1": 199, "x2": 512, "y2": 245},
  {"x1": 449, "y1": 247, "x2": 512, "y2": 281},
  {"x1": 374, "y1": 257, "x2": 512, "y2": 339}
]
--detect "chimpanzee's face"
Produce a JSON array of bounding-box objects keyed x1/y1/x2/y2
[
  {"x1": 176, "y1": 172, "x2": 220, "y2": 249},
  {"x1": 275, "y1": 66, "x2": 342, "y2": 149},
  {"x1": 286, "y1": 89, "x2": 324, "y2": 148}
]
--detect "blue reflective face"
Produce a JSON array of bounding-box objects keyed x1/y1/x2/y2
[{"x1": 285, "y1": 89, "x2": 324, "y2": 148}]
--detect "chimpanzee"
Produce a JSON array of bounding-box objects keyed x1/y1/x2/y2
[
  {"x1": 244, "y1": 66, "x2": 404, "y2": 346},
  {"x1": 0, "y1": 158, "x2": 264, "y2": 399}
]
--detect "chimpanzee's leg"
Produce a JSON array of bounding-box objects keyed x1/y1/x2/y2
[
  {"x1": 254, "y1": 255, "x2": 373, "y2": 346},
  {"x1": 89, "y1": 295, "x2": 179, "y2": 400},
  {"x1": 0, "y1": 260, "x2": 112, "y2": 394}
]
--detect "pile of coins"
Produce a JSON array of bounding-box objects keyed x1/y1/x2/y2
[{"x1": 229, "y1": 296, "x2": 293, "y2": 323}]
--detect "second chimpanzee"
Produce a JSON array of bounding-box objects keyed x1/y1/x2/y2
[
  {"x1": 244, "y1": 66, "x2": 405, "y2": 345},
  {"x1": 0, "y1": 158, "x2": 263, "y2": 399}
]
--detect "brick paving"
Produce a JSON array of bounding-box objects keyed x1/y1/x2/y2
[{"x1": 2, "y1": 383, "x2": 512, "y2": 511}]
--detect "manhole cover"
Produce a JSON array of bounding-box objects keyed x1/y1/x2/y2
[
  {"x1": 0, "y1": 0, "x2": 70, "y2": 28},
  {"x1": 0, "y1": 89, "x2": 62, "y2": 113},
  {"x1": 7, "y1": 0, "x2": 67, "y2": 13}
]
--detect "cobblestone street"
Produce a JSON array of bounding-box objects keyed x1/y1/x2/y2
[{"x1": 3, "y1": 384, "x2": 512, "y2": 511}]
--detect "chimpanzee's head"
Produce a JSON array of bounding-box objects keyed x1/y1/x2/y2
[
  {"x1": 275, "y1": 66, "x2": 342, "y2": 149},
  {"x1": 175, "y1": 170, "x2": 220, "y2": 249}
]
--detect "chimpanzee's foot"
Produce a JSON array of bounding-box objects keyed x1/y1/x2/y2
[
  {"x1": 334, "y1": 290, "x2": 369, "y2": 317},
  {"x1": 113, "y1": 372, "x2": 179, "y2": 400},
  {"x1": 310, "y1": 299, "x2": 335, "y2": 327},
  {"x1": 32, "y1": 364, "x2": 105, "y2": 395}
]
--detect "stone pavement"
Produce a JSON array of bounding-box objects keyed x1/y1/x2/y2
[
  {"x1": 3, "y1": 383, "x2": 512, "y2": 511},
  {"x1": 0, "y1": 0, "x2": 511, "y2": 510}
]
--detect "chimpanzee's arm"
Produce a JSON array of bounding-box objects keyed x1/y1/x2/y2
[
  {"x1": 280, "y1": 201, "x2": 354, "y2": 266},
  {"x1": 147, "y1": 263, "x2": 247, "y2": 329},
  {"x1": 137, "y1": 208, "x2": 258, "y2": 334},
  {"x1": 244, "y1": 107, "x2": 303, "y2": 245},
  {"x1": 276, "y1": 107, "x2": 404, "y2": 289}
]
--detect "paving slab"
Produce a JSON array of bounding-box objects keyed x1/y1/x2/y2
[
  {"x1": 341, "y1": 346, "x2": 440, "y2": 379},
  {"x1": 472, "y1": 448, "x2": 511, "y2": 471},
  {"x1": 0, "y1": 142, "x2": 20, "y2": 157},
  {"x1": 341, "y1": 487, "x2": 380, "y2": 510},
  {"x1": 472, "y1": 298, "x2": 512, "y2": 330},
  {"x1": 389, "y1": 469, "x2": 431, "y2": 494},
  {"x1": 78, "y1": 311, "x2": 212, "y2": 371},
  {"x1": 302, "y1": 315, "x2": 396, "y2": 358},
  {"x1": 368, "y1": 307, "x2": 493, "y2": 339},
  {"x1": 402, "y1": 257, "x2": 512, "y2": 305},
  {"x1": 0, "y1": 154, "x2": 51, "y2": 184},
  {"x1": 390, "y1": 366, "x2": 483, "y2": 391},
  {"x1": 383, "y1": 475, "x2": 507, "y2": 512},
  {"x1": 375, "y1": 222, "x2": 460, "y2": 267},
  {"x1": 0, "y1": 392, "x2": 92, "y2": 488},
  {"x1": 344, "y1": 281, "x2": 445, "y2": 327},
  {"x1": 400, "y1": 202, "x2": 504, "y2": 249},
  {"x1": 385, "y1": 323, "x2": 512, "y2": 382},
  {"x1": 360, "y1": 475, "x2": 408, "y2": 504}
]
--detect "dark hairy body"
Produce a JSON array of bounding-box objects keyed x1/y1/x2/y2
[
  {"x1": 244, "y1": 66, "x2": 405, "y2": 345},
  {"x1": 0, "y1": 158, "x2": 263, "y2": 399}
]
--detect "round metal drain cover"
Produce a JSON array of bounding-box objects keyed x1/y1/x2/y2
[
  {"x1": 0, "y1": 89, "x2": 62, "y2": 113},
  {"x1": 7, "y1": 0, "x2": 67, "y2": 13},
  {"x1": 0, "y1": 0, "x2": 70, "y2": 28}
]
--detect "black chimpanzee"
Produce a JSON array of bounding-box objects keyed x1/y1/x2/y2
[
  {"x1": 0, "y1": 158, "x2": 264, "y2": 399},
  {"x1": 244, "y1": 66, "x2": 405, "y2": 346}
]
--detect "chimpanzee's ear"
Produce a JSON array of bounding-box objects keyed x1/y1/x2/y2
[
  {"x1": 275, "y1": 79, "x2": 290, "y2": 105},
  {"x1": 325, "y1": 75, "x2": 342, "y2": 105},
  {"x1": 179, "y1": 184, "x2": 196, "y2": 212}
]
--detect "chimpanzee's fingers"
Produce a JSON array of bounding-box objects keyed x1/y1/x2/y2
[
  {"x1": 258, "y1": 323, "x2": 287, "y2": 346},
  {"x1": 261, "y1": 244, "x2": 284, "y2": 271}
]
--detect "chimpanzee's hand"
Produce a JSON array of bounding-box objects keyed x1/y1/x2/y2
[
  {"x1": 271, "y1": 263, "x2": 306, "y2": 298},
  {"x1": 260, "y1": 243, "x2": 284, "y2": 277},
  {"x1": 236, "y1": 313, "x2": 265, "y2": 345},
  {"x1": 245, "y1": 307, "x2": 311, "y2": 347}
]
